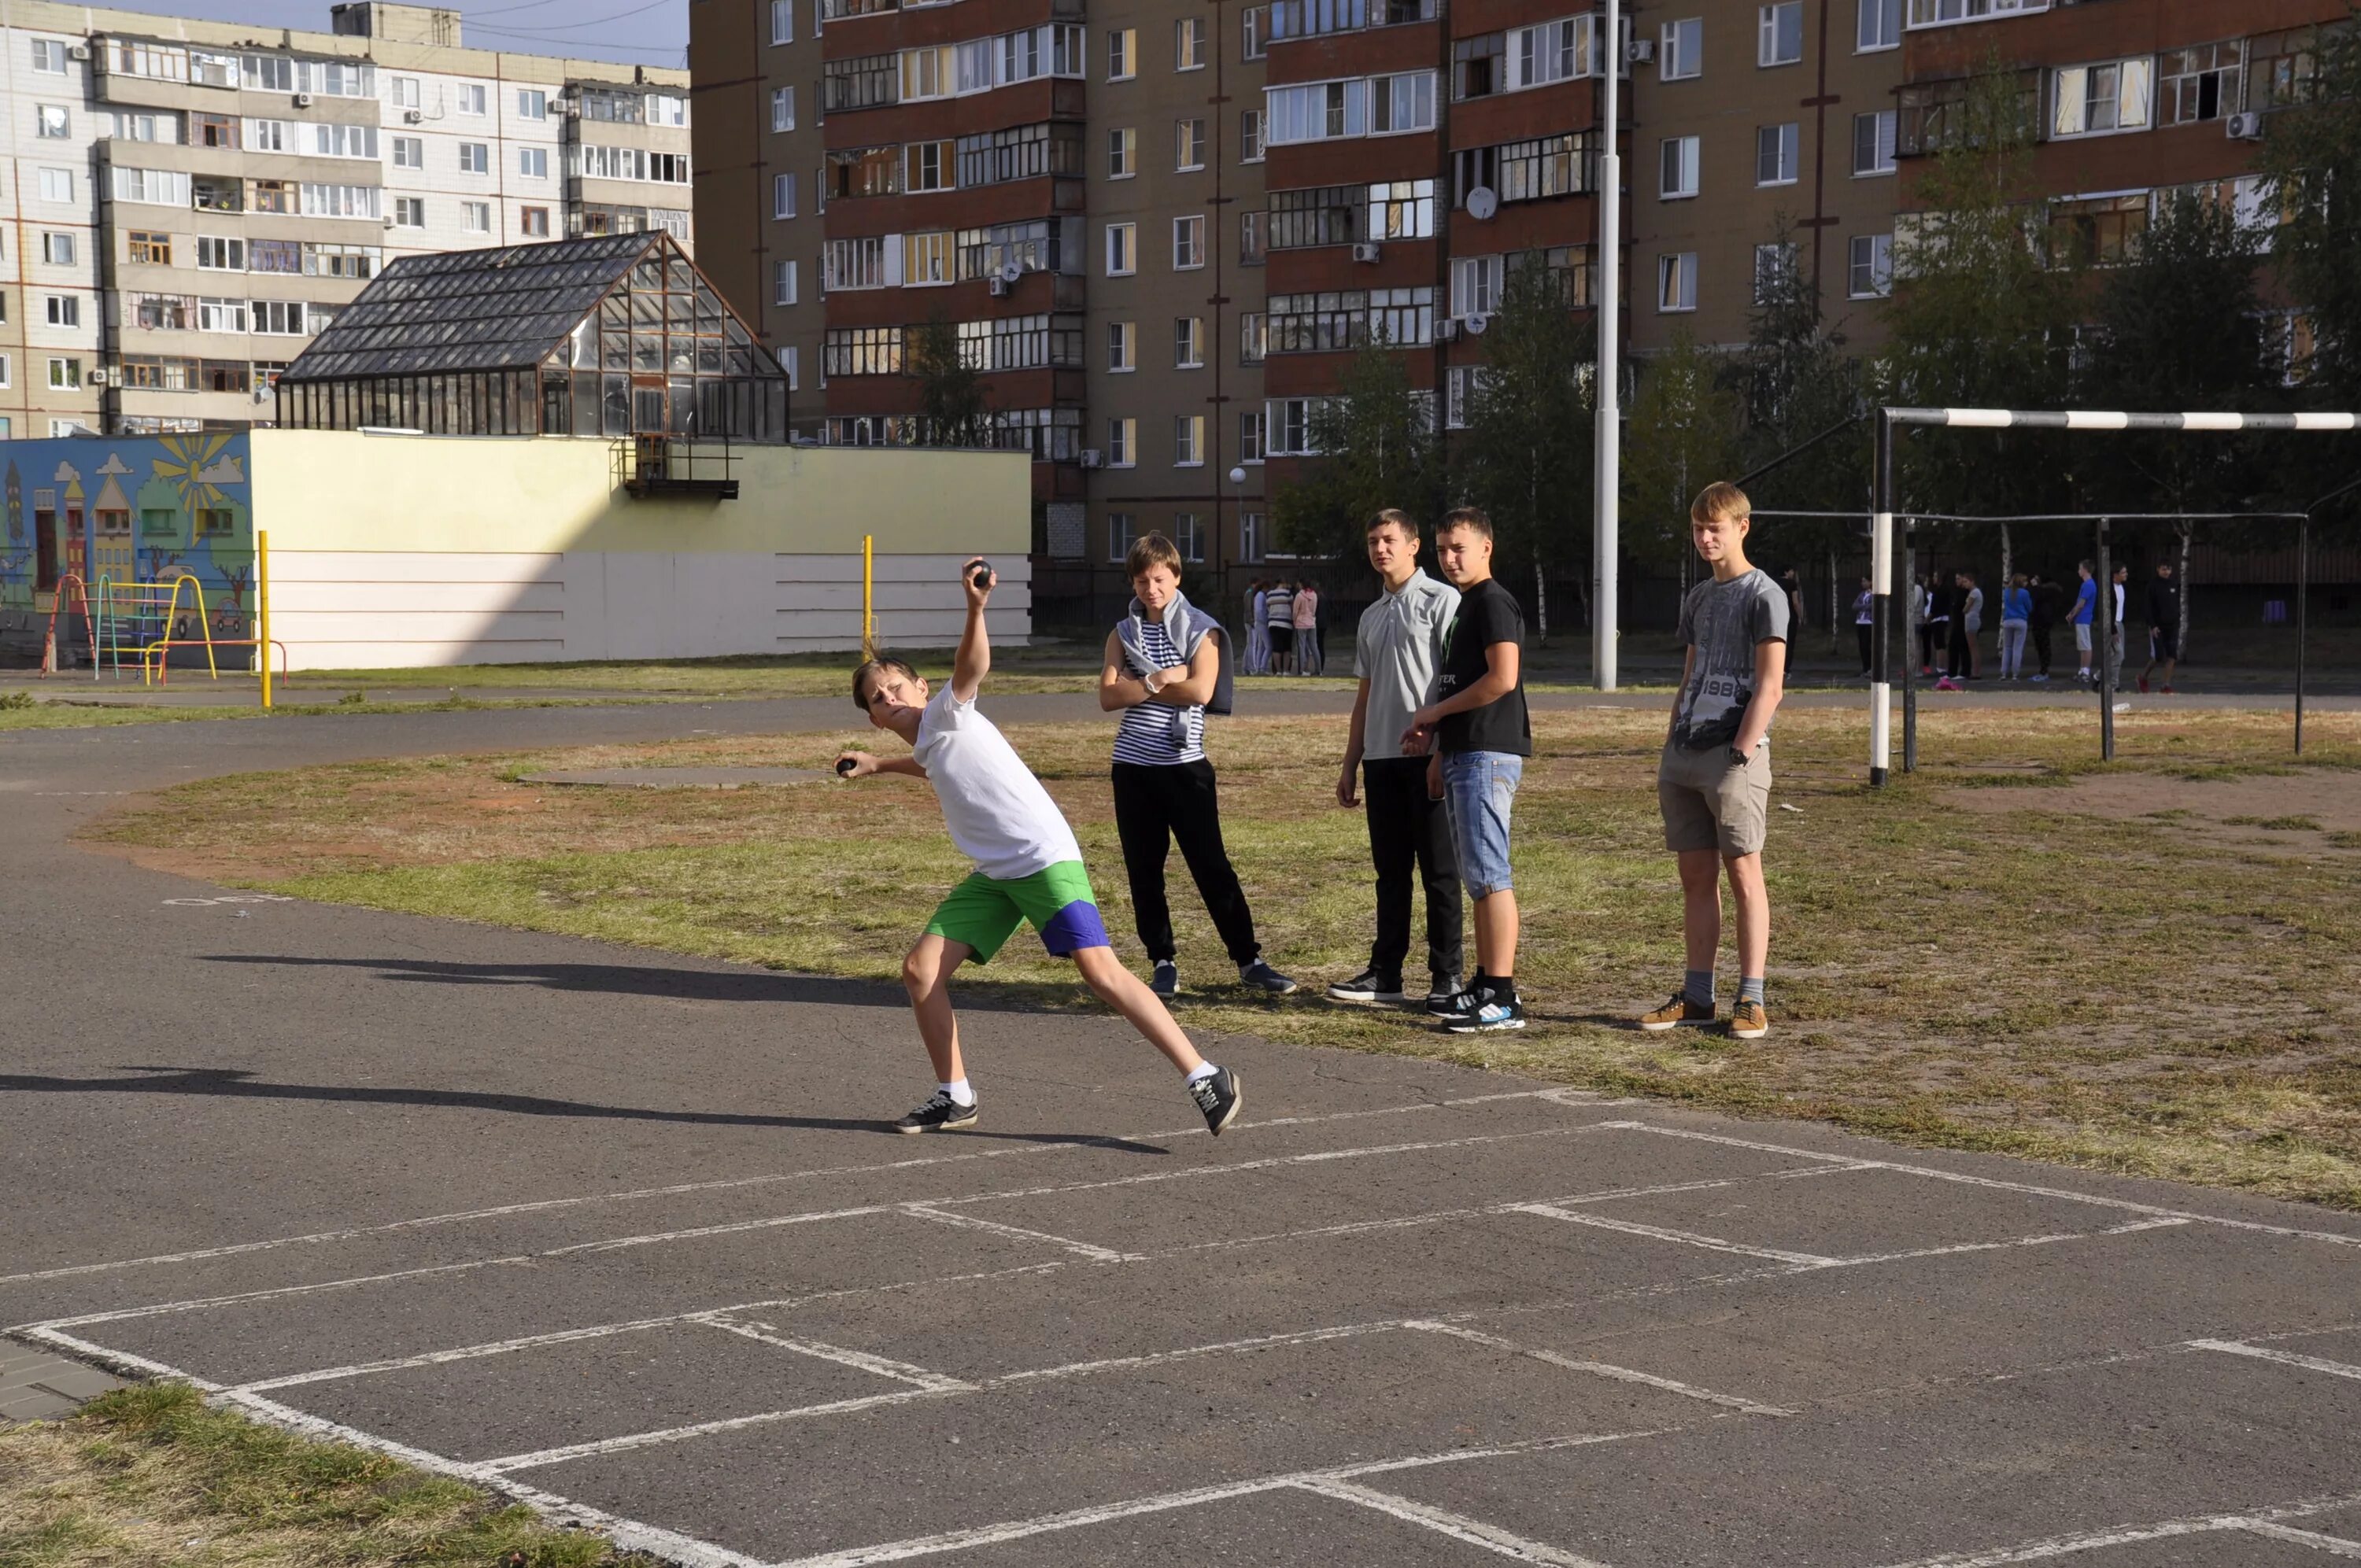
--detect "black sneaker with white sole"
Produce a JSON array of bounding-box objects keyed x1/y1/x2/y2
[
  {"x1": 1189, "y1": 1066, "x2": 1243, "y2": 1134},
  {"x1": 1236, "y1": 961, "x2": 1299, "y2": 994},
  {"x1": 1326, "y1": 968, "x2": 1404, "y2": 1004},
  {"x1": 894, "y1": 1090, "x2": 979, "y2": 1134},
  {"x1": 1443, "y1": 994, "x2": 1526, "y2": 1033},
  {"x1": 1150, "y1": 959, "x2": 1180, "y2": 998},
  {"x1": 1425, "y1": 976, "x2": 1465, "y2": 1013},
  {"x1": 1428, "y1": 981, "x2": 1483, "y2": 1018}
]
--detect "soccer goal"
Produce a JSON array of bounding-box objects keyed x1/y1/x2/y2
[{"x1": 1867, "y1": 407, "x2": 2358, "y2": 787}]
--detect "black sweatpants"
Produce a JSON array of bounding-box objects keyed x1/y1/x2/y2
[
  {"x1": 2030, "y1": 623, "x2": 2053, "y2": 675},
  {"x1": 1362, "y1": 756, "x2": 1463, "y2": 983},
  {"x1": 1855, "y1": 624, "x2": 1873, "y2": 676},
  {"x1": 1111, "y1": 759, "x2": 1261, "y2": 966}
]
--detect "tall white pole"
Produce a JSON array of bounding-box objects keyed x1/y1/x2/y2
[{"x1": 1592, "y1": 0, "x2": 1621, "y2": 692}]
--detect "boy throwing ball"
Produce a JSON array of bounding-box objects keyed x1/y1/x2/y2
[{"x1": 837, "y1": 559, "x2": 1244, "y2": 1137}]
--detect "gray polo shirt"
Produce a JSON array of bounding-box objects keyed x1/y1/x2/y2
[{"x1": 1354, "y1": 567, "x2": 1460, "y2": 762}]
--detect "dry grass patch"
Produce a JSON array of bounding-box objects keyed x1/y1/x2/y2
[{"x1": 89, "y1": 702, "x2": 2361, "y2": 1208}]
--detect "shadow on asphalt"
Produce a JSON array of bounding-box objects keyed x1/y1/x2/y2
[
  {"x1": 197, "y1": 955, "x2": 1064, "y2": 1014},
  {"x1": 0, "y1": 1065, "x2": 1172, "y2": 1153}
]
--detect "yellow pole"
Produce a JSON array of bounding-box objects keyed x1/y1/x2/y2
[
  {"x1": 257, "y1": 529, "x2": 272, "y2": 711},
  {"x1": 862, "y1": 533, "x2": 874, "y2": 657}
]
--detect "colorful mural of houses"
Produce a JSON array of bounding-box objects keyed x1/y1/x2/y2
[{"x1": 0, "y1": 433, "x2": 255, "y2": 663}]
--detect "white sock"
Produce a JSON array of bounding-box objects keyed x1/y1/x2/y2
[
  {"x1": 940, "y1": 1077, "x2": 974, "y2": 1106},
  {"x1": 1184, "y1": 1062, "x2": 1219, "y2": 1086}
]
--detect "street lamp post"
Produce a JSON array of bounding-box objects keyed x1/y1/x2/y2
[{"x1": 1593, "y1": 0, "x2": 1621, "y2": 692}]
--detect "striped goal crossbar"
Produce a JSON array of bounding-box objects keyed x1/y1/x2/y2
[{"x1": 1865, "y1": 406, "x2": 2357, "y2": 785}]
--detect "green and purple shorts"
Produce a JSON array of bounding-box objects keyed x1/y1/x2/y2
[{"x1": 924, "y1": 861, "x2": 1110, "y2": 963}]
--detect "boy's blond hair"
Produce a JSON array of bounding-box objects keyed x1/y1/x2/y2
[
  {"x1": 851, "y1": 655, "x2": 918, "y2": 710},
  {"x1": 1125, "y1": 531, "x2": 1184, "y2": 581},
  {"x1": 1690, "y1": 481, "x2": 1752, "y2": 524}
]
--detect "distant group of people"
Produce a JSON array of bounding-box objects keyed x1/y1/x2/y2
[
  {"x1": 1243, "y1": 578, "x2": 1325, "y2": 676},
  {"x1": 1843, "y1": 559, "x2": 2184, "y2": 694}
]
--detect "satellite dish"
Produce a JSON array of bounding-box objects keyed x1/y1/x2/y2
[
  {"x1": 1466, "y1": 186, "x2": 1499, "y2": 221},
  {"x1": 997, "y1": 260, "x2": 1025, "y2": 285},
  {"x1": 1465, "y1": 312, "x2": 1491, "y2": 336}
]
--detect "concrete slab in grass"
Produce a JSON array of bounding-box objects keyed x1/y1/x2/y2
[{"x1": 521, "y1": 767, "x2": 833, "y2": 788}]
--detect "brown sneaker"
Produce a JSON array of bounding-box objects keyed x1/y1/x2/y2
[
  {"x1": 1639, "y1": 993, "x2": 1716, "y2": 1031},
  {"x1": 1729, "y1": 1000, "x2": 1769, "y2": 1039}
]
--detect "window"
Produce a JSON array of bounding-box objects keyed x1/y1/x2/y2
[
  {"x1": 823, "y1": 325, "x2": 903, "y2": 375},
  {"x1": 1107, "y1": 222, "x2": 1136, "y2": 275},
  {"x1": 825, "y1": 53, "x2": 898, "y2": 112},
  {"x1": 1904, "y1": 0, "x2": 2048, "y2": 28},
  {"x1": 132, "y1": 232, "x2": 175, "y2": 266},
  {"x1": 520, "y1": 206, "x2": 551, "y2": 238},
  {"x1": 1657, "y1": 252, "x2": 1698, "y2": 312},
  {"x1": 1454, "y1": 33, "x2": 1503, "y2": 98},
  {"x1": 1451, "y1": 253, "x2": 1500, "y2": 317},
  {"x1": 1267, "y1": 286, "x2": 1433, "y2": 350},
  {"x1": 1266, "y1": 79, "x2": 1369, "y2": 143},
  {"x1": 1369, "y1": 179, "x2": 1435, "y2": 238},
  {"x1": 302, "y1": 242, "x2": 379, "y2": 280},
  {"x1": 1053, "y1": 24, "x2": 1087, "y2": 76},
  {"x1": 905, "y1": 231, "x2": 952, "y2": 283},
  {"x1": 1177, "y1": 118, "x2": 1206, "y2": 170},
  {"x1": 1175, "y1": 316, "x2": 1204, "y2": 367},
  {"x1": 312, "y1": 124, "x2": 377, "y2": 160},
  {"x1": 1660, "y1": 135, "x2": 1700, "y2": 198},
  {"x1": 1173, "y1": 215, "x2": 1204, "y2": 269},
  {"x1": 302, "y1": 183, "x2": 381, "y2": 220},
  {"x1": 2052, "y1": 58, "x2": 2153, "y2": 137},
  {"x1": 1756, "y1": 122, "x2": 1799, "y2": 184},
  {"x1": 1506, "y1": 19, "x2": 1587, "y2": 90},
  {"x1": 1758, "y1": 2, "x2": 1802, "y2": 65},
  {"x1": 1752, "y1": 242, "x2": 1798, "y2": 303},
  {"x1": 2163, "y1": 39, "x2": 2242, "y2": 124},
  {"x1": 130, "y1": 294, "x2": 190, "y2": 331},
  {"x1": 393, "y1": 136, "x2": 423, "y2": 169},
  {"x1": 772, "y1": 0, "x2": 795, "y2": 42},
  {"x1": 902, "y1": 44, "x2": 951, "y2": 100},
  {"x1": 197, "y1": 297, "x2": 247, "y2": 333},
  {"x1": 253, "y1": 179, "x2": 296, "y2": 214},
  {"x1": 783, "y1": 346, "x2": 799, "y2": 392},
  {"x1": 774, "y1": 172, "x2": 798, "y2": 218},
  {"x1": 36, "y1": 104, "x2": 69, "y2": 138},
  {"x1": 2049, "y1": 193, "x2": 2149, "y2": 265},
  {"x1": 457, "y1": 83, "x2": 487, "y2": 115},
  {"x1": 520, "y1": 146, "x2": 549, "y2": 179},
  {"x1": 953, "y1": 122, "x2": 1083, "y2": 187},
  {"x1": 905, "y1": 139, "x2": 954, "y2": 190},
  {"x1": 1472, "y1": 135, "x2": 1590, "y2": 204},
  {"x1": 45, "y1": 295, "x2": 79, "y2": 327},
  {"x1": 1239, "y1": 411, "x2": 1266, "y2": 464},
  {"x1": 999, "y1": 28, "x2": 1043, "y2": 83},
  {"x1": 1108, "y1": 512, "x2": 1137, "y2": 561},
  {"x1": 1269, "y1": 183, "x2": 1363, "y2": 247},
  {"x1": 49, "y1": 358, "x2": 82, "y2": 390},
  {"x1": 774, "y1": 257, "x2": 800, "y2": 304},
  {"x1": 39, "y1": 168, "x2": 73, "y2": 204},
  {"x1": 390, "y1": 75, "x2": 420, "y2": 107},
  {"x1": 459, "y1": 142, "x2": 490, "y2": 174},
  {"x1": 31, "y1": 39, "x2": 68, "y2": 73},
  {"x1": 1370, "y1": 72, "x2": 1436, "y2": 133},
  {"x1": 250, "y1": 238, "x2": 300, "y2": 273},
  {"x1": 1241, "y1": 109, "x2": 1265, "y2": 162},
  {"x1": 519, "y1": 88, "x2": 548, "y2": 118},
  {"x1": 773, "y1": 86, "x2": 796, "y2": 131},
  {"x1": 252, "y1": 298, "x2": 307, "y2": 335},
  {"x1": 105, "y1": 110, "x2": 172, "y2": 142},
  {"x1": 1109, "y1": 418, "x2": 1136, "y2": 467},
  {"x1": 1169, "y1": 513, "x2": 1205, "y2": 563},
  {"x1": 1852, "y1": 109, "x2": 1896, "y2": 175},
  {"x1": 41, "y1": 233, "x2": 76, "y2": 267},
  {"x1": 1173, "y1": 415, "x2": 1204, "y2": 467},
  {"x1": 1244, "y1": 6, "x2": 1269, "y2": 58},
  {"x1": 109, "y1": 41, "x2": 187, "y2": 81},
  {"x1": 1445, "y1": 365, "x2": 1491, "y2": 428},
  {"x1": 1110, "y1": 126, "x2": 1136, "y2": 178},
  {"x1": 1661, "y1": 17, "x2": 1702, "y2": 78},
  {"x1": 1240, "y1": 509, "x2": 1265, "y2": 560},
  {"x1": 197, "y1": 237, "x2": 243, "y2": 271},
  {"x1": 2248, "y1": 29, "x2": 2315, "y2": 113},
  {"x1": 1109, "y1": 27, "x2": 1136, "y2": 79},
  {"x1": 1857, "y1": 0, "x2": 1900, "y2": 50},
  {"x1": 1240, "y1": 211, "x2": 1266, "y2": 264},
  {"x1": 1176, "y1": 17, "x2": 1208, "y2": 69},
  {"x1": 824, "y1": 235, "x2": 892, "y2": 290},
  {"x1": 460, "y1": 201, "x2": 491, "y2": 234},
  {"x1": 114, "y1": 168, "x2": 193, "y2": 206},
  {"x1": 1848, "y1": 233, "x2": 1894, "y2": 297},
  {"x1": 394, "y1": 197, "x2": 426, "y2": 228},
  {"x1": 1268, "y1": 398, "x2": 1325, "y2": 455},
  {"x1": 1240, "y1": 311, "x2": 1267, "y2": 363}
]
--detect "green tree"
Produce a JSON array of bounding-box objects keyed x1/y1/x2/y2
[
  {"x1": 1457, "y1": 260, "x2": 1596, "y2": 639},
  {"x1": 1272, "y1": 335, "x2": 1445, "y2": 566},
  {"x1": 905, "y1": 316, "x2": 989, "y2": 447},
  {"x1": 2257, "y1": 17, "x2": 2361, "y2": 400},
  {"x1": 1622, "y1": 325, "x2": 1741, "y2": 587}
]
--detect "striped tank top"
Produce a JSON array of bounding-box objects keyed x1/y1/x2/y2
[{"x1": 1112, "y1": 618, "x2": 1206, "y2": 766}]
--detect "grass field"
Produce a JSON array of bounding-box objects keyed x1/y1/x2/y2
[
  {"x1": 90, "y1": 702, "x2": 2361, "y2": 1209},
  {"x1": 0, "y1": 693, "x2": 675, "y2": 732},
  {"x1": 0, "y1": 1384, "x2": 645, "y2": 1567}
]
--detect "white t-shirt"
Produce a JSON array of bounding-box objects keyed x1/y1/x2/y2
[{"x1": 913, "y1": 687, "x2": 1082, "y2": 880}]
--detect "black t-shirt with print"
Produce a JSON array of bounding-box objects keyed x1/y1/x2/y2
[{"x1": 1435, "y1": 577, "x2": 1532, "y2": 757}]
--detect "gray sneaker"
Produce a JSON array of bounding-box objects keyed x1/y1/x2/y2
[
  {"x1": 1236, "y1": 960, "x2": 1298, "y2": 994},
  {"x1": 1151, "y1": 960, "x2": 1179, "y2": 998}
]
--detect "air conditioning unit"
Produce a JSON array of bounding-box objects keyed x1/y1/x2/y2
[
  {"x1": 1350, "y1": 241, "x2": 1381, "y2": 263},
  {"x1": 1078, "y1": 448, "x2": 1103, "y2": 468},
  {"x1": 382, "y1": 214, "x2": 397, "y2": 227},
  {"x1": 87, "y1": 368, "x2": 110, "y2": 386},
  {"x1": 68, "y1": 42, "x2": 91, "y2": 61},
  {"x1": 988, "y1": 276, "x2": 1011, "y2": 296},
  {"x1": 253, "y1": 386, "x2": 271, "y2": 403},
  {"x1": 294, "y1": 91, "x2": 314, "y2": 107},
  {"x1": 403, "y1": 108, "x2": 424, "y2": 124},
  {"x1": 1435, "y1": 318, "x2": 1461, "y2": 341},
  {"x1": 1464, "y1": 312, "x2": 1491, "y2": 336},
  {"x1": 1628, "y1": 37, "x2": 1654, "y2": 62},
  {"x1": 2226, "y1": 111, "x2": 2264, "y2": 140}
]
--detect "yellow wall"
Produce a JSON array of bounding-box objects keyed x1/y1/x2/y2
[{"x1": 246, "y1": 432, "x2": 1032, "y2": 558}]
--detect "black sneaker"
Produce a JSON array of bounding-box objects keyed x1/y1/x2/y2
[
  {"x1": 1150, "y1": 960, "x2": 1179, "y2": 998},
  {"x1": 1189, "y1": 1066, "x2": 1243, "y2": 1134},
  {"x1": 1444, "y1": 994, "x2": 1526, "y2": 1033},
  {"x1": 1326, "y1": 968, "x2": 1404, "y2": 1004},
  {"x1": 894, "y1": 1090, "x2": 979, "y2": 1134},
  {"x1": 1425, "y1": 976, "x2": 1464, "y2": 1013},
  {"x1": 1428, "y1": 980, "x2": 1484, "y2": 1018},
  {"x1": 1236, "y1": 961, "x2": 1298, "y2": 995}
]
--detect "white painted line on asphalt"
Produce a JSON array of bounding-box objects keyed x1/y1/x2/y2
[
  {"x1": 1506, "y1": 1203, "x2": 1839, "y2": 1267},
  {"x1": 2187, "y1": 1338, "x2": 2361, "y2": 1382},
  {"x1": 478, "y1": 1385, "x2": 970, "y2": 1474},
  {"x1": 1290, "y1": 1476, "x2": 1613, "y2": 1565},
  {"x1": 896, "y1": 1203, "x2": 1132, "y2": 1262},
  {"x1": 15, "y1": 1324, "x2": 228, "y2": 1390},
  {"x1": 0, "y1": 1087, "x2": 1601, "y2": 1288},
  {"x1": 767, "y1": 1428, "x2": 1671, "y2": 1566},
  {"x1": 694, "y1": 1316, "x2": 977, "y2": 1392},
  {"x1": 985, "y1": 1320, "x2": 1406, "y2": 1388},
  {"x1": 1825, "y1": 1218, "x2": 2192, "y2": 1269},
  {"x1": 1403, "y1": 1322, "x2": 1796, "y2": 1416},
  {"x1": 2235, "y1": 1521, "x2": 2361, "y2": 1556},
  {"x1": 541, "y1": 1203, "x2": 892, "y2": 1257},
  {"x1": 1608, "y1": 1121, "x2": 2361, "y2": 1251},
  {"x1": 1866, "y1": 1489, "x2": 2361, "y2": 1566},
  {"x1": 33, "y1": 1253, "x2": 545, "y2": 1330}
]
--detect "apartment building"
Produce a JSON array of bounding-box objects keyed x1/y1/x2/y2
[{"x1": 0, "y1": 0, "x2": 691, "y2": 441}]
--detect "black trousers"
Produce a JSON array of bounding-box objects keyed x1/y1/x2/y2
[
  {"x1": 1855, "y1": 624, "x2": 1873, "y2": 675},
  {"x1": 2030, "y1": 623, "x2": 2053, "y2": 674},
  {"x1": 1111, "y1": 760, "x2": 1260, "y2": 966},
  {"x1": 1362, "y1": 757, "x2": 1463, "y2": 983},
  {"x1": 1919, "y1": 621, "x2": 1945, "y2": 671}
]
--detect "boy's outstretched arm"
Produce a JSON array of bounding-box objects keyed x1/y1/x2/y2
[{"x1": 951, "y1": 557, "x2": 992, "y2": 703}]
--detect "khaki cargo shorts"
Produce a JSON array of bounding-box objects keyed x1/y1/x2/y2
[{"x1": 1657, "y1": 739, "x2": 1772, "y2": 858}]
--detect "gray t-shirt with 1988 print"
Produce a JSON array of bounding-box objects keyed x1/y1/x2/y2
[{"x1": 1674, "y1": 569, "x2": 1790, "y2": 742}]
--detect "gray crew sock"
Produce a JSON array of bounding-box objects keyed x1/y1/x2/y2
[
  {"x1": 1683, "y1": 969, "x2": 1714, "y2": 1009},
  {"x1": 1738, "y1": 976, "x2": 1765, "y2": 1008}
]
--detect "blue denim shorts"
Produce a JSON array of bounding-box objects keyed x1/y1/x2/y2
[{"x1": 1442, "y1": 751, "x2": 1522, "y2": 900}]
